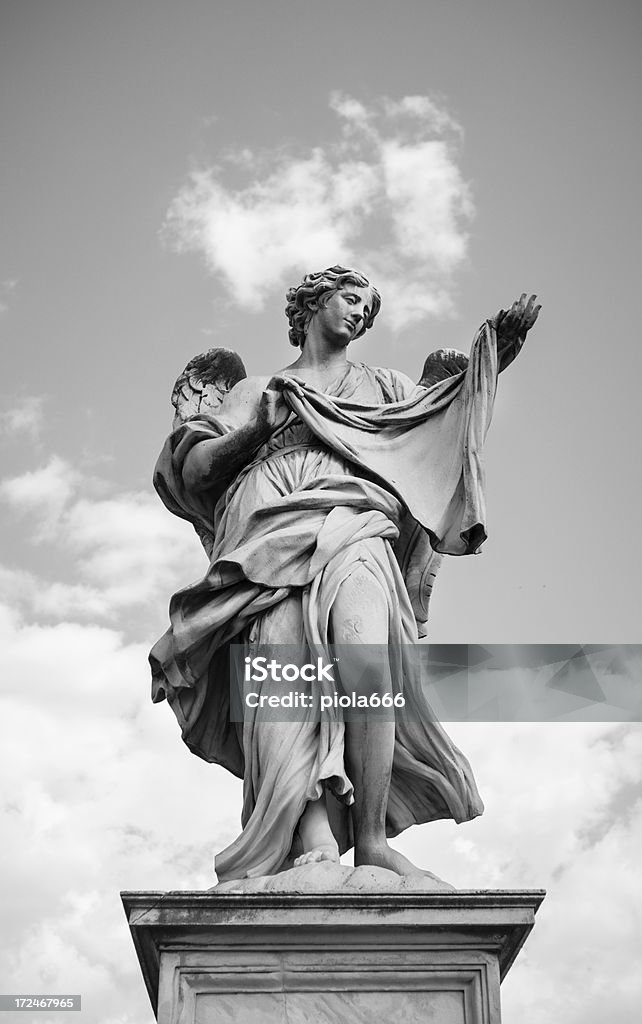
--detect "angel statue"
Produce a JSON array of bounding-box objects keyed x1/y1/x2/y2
[{"x1": 150, "y1": 265, "x2": 540, "y2": 883}]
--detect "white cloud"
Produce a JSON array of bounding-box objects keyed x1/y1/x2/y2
[
  {"x1": 2, "y1": 634, "x2": 637, "y2": 1024},
  {"x1": 1, "y1": 456, "x2": 80, "y2": 536},
  {"x1": 63, "y1": 492, "x2": 205, "y2": 605},
  {"x1": 0, "y1": 458, "x2": 206, "y2": 624},
  {"x1": 396, "y1": 721, "x2": 642, "y2": 1024},
  {"x1": 380, "y1": 95, "x2": 462, "y2": 135},
  {"x1": 165, "y1": 153, "x2": 378, "y2": 311},
  {"x1": 0, "y1": 600, "x2": 241, "y2": 1024},
  {"x1": 380, "y1": 139, "x2": 471, "y2": 267},
  {"x1": 0, "y1": 395, "x2": 45, "y2": 439},
  {"x1": 164, "y1": 93, "x2": 472, "y2": 326},
  {"x1": 329, "y1": 94, "x2": 373, "y2": 125}
]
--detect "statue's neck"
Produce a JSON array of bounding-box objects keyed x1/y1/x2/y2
[
  {"x1": 292, "y1": 331, "x2": 350, "y2": 373},
  {"x1": 293, "y1": 349, "x2": 347, "y2": 373},
  {"x1": 284, "y1": 340, "x2": 353, "y2": 392}
]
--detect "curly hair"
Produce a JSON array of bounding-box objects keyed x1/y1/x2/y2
[{"x1": 285, "y1": 265, "x2": 381, "y2": 347}]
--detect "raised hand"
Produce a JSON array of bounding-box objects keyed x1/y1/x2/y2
[{"x1": 494, "y1": 293, "x2": 541, "y2": 370}]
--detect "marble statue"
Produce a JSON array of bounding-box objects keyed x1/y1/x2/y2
[{"x1": 150, "y1": 266, "x2": 539, "y2": 883}]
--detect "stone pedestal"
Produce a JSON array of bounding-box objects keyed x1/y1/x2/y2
[{"x1": 122, "y1": 887, "x2": 544, "y2": 1024}]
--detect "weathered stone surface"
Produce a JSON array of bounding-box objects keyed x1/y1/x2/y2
[
  {"x1": 151, "y1": 263, "x2": 541, "y2": 884},
  {"x1": 122, "y1": 888, "x2": 544, "y2": 1024},
  {"x1": 212, "y1": 860, "x2": 454, "y2": 894}
]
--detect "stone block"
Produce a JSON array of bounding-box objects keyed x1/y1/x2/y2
[{"x1": 122, "y1": 886, "x2": 544, "y2": 1024}]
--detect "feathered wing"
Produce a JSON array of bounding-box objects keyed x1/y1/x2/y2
[
  {"x1": 170, "y1": 347, "x2": 247, "y2": 554},
  {"x1": 418, "y1": 347, "x2": 469, "y2": 387},
  {"x1": 171, "y1": 347, "x2": 247, "y2": 428}
]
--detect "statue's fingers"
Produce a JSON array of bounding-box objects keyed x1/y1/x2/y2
[
  {"x1": 523, "y1": 302, "x2": 541, "y2": 330},
  {"x1": 493, "y1": 309, "x2": 506, "y2": 327},
  {"x1": 524, "y1": 294, "x2": 538, "y2": 317}
]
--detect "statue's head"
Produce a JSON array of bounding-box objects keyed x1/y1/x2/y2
[{"x1": 285, "y1": 265, "x2": 381, "y2": 348}]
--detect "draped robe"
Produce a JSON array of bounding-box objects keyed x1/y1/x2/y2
[{"x1": 150, "y1": 322, "x2": 499, "y2": 881}]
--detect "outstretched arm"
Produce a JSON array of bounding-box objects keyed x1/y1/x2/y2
[
  {"x1": 417, "y1": 295, "x2": 540, "y2": 388},
  {"x1": 182, "y1": 376, "x2": 291, "y2": 493}
]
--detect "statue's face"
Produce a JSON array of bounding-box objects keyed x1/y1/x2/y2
[{"x1": 312, "y1": 285, "x2": 374, "y2": 346}]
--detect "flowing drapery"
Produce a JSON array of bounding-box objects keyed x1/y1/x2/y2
[{"x1": 150, "y1": 322, "x2": 497, "y2": 880}]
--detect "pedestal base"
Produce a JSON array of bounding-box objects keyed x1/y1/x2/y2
[{"x1": 122, "y1": 888, "x2": 544, "y2": 1024}]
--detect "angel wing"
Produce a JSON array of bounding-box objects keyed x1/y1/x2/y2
[
  {"x1": 170, "y1": 347, "x2": 247, "y2": 555},
  {"x1": 418, "y1": 347, "x2": 469, "y2": 388},
  {"x1": 171, "y1": 347, "x2": 247, "y2": 429}
]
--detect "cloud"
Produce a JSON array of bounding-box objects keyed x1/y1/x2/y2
[
  {"x1": 381, "y1": 95, "x2": 462, "y2": 134},
  {"x1": 164, "y1": 93, "x2": 472, "y2": 327},
  {"x1": 397, "y1": 720, "x2": 642, "y2": 1024},
  {"x1": 0, "y1": 277, "x2": 18, "y2": 315},
  {"x1": 0, "y1": 456, "x2": 80, "y2": 536},
  {"x1": 1, "y1": 509, "x2": 640, "y2": 1024},
  {"x1": 0, "y1": 457, "x2": 206, "y2": 626},
  {"x1": 0, "y1": 600, "x2": 241, "y2": 1024},
  {"x1": 0, "y1": 396, "x2": 45, "y2": 439},
  {"x1": 2, "y1": 629, "x2": 638, "y2": 1024},
  {"x1": 1, "y1": 461, "x2": 638, "y2": 1022},
  {"x1": 0, "y1": 431, "x2": 239, "y2": 1017}
]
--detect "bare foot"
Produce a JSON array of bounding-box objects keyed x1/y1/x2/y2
[
  {"x1": 294, "y1": 844, "x2": 340, "y2": 867},
  {"x1": 297, "y1": 797, "x2": 339, "y2": 867},
  {"x1": 355, "y1": 839, "x2": 443, "y2": 882}
]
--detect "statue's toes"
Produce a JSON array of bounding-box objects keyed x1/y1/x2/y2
[
  {"x1": 294, "y1": 847, "x2": 338, "y2": 867},
  {"x1": 294, "y1": 851, "x2": 318, "y2": 866},
  {"x1": 319, "y1": 848, "x2": 339, "y2": 862}
]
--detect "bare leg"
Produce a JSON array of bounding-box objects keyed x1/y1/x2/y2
[{"x1": 331, "y1": 565, "x2": 430, "y2": 876}]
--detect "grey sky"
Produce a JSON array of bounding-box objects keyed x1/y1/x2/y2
[
  {"x1": 2, "y1": 0, "x2": 641, "y2": 637},
  {"x1": 1, "y1": 2, "x2": 641, "y2": 1022}
]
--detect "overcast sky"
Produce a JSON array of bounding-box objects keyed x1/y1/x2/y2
[{"x1": 1, "y1": 2, "x2": 641, "y2": 1022}]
